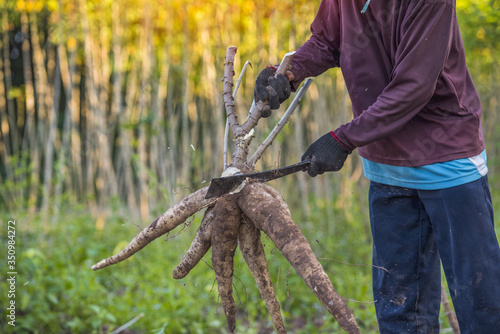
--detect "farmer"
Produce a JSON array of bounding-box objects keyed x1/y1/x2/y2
[{"x1": 254, "y1": 0, "x2": 500, "y2": 333}]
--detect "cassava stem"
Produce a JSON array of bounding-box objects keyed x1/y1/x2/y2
[
  {"x1": 92, "y1": 186, "x2": 212, "y2": 271},
  {"x1": 173, "y1": 206, "x2": 215, "y2": 279},
  {"x1": 248, "y1": 78, "x2": 313, "y2": 168},
  {"x1": 222, "y1": 46, "x2": 241, "y2": 139},
  {"x1": 221, "y1": 47, "x2": 295, "y2": 169},
  {"x1": 240, "y1": 51, "x2": 295, "y2": 136}
]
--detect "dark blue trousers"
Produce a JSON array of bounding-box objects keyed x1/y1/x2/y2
[{"x1": 369, "y1": 176, "x2": 500, "y2": 334}]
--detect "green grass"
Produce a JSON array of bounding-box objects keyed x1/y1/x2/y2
[
  {"x1": 3, "y1": 179, "x2": 499, "y2": 333},
  {"x1": 0, "y1": 200, "x2": 378, "y2": 333}
]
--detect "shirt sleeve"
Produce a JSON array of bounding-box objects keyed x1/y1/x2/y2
[
  {"x1": 334, "y1": 2, "x2": 455, "y2": 149},
  {"x1": 290, "y1": 0, "x2": 341, "y2": 90}
]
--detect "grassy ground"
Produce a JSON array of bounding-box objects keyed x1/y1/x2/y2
[
  {"x1": 1, "y1": 190, "x2": 474, "y2": 334},
  {"x1": 0, "y1": 206, "x2": 374, "y2": 333}
]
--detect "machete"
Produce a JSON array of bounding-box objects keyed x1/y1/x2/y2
[{"x1": 205, "y1": 159, "x2": 311, "y2": 199}]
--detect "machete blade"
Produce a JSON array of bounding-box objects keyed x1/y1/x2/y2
[{"x1": 205, "y1": 159, "x2": 311, "y2": 199}]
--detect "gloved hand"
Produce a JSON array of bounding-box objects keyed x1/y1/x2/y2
[
  {"x1": 301, "y1": 131, "x2": 352, "y2": 177},
  {"x1": 254, "y1": 66, "x2": 291, "y2": 117}
]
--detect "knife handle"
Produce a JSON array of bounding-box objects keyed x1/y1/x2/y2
[
  {"x1": 252, "y1": 159, "x2": 311, "y2": 183},
  {"x1": 280, "y1": 158, "x2": 311, "y2": 174},
  {"x1": 270, "y1": 159, "x2": 310, "y2": 173}
]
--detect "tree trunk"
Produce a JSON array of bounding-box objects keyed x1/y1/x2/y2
[
  {"x1": 137, "y1": 2, "x2": 152, "y2": 221},
  {"x1": 42, "y1": 51, "x2": 61, "y2": 212},
  {"x1": 20, "y1": 11, "x2": 38, "y2": 211},
  {"x1": 0, "y1": 15, "x2": 11, "y2": 181},
  {"x1": 2, "y1": 12, "x2": 17, "y2": 156},
  {"x1": 53, "y1": 42, "x2": 76, "y2": 220}
]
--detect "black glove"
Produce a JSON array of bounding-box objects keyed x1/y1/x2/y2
[
  {"x1": 301, "y1": 132, "x2": 352, "y2": 177},
  {"x1": 254, "y1": 66, "x2": 291, "y2": 117}
]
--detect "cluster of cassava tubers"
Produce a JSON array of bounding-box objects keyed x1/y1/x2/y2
[{"x1": 92, "y1": 46, "x2": 361, "y2": 334}]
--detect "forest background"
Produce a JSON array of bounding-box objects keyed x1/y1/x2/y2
[{"x1": 0, "y1": 0, "x2": 499, "y2": 333}]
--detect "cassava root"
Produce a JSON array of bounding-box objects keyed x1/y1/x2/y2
[
  {"x1": 92, "y1": 186, "x2": 212, "y2": 271},
  {"x1": 239, "y1": 215, "x2": 286, "y2": 334},
  {"x1": 173, "y1": 206, "x2": 215, "y2": 279},
  {"x1": 211, "y1": 197, "x2": 242, "y2": 333},
  {"x1": 93, "y1": 182, "x2": 361, "y2": 333},
  {"x1": 238, "y1": 182, "x2": 361, "y2": 334}
]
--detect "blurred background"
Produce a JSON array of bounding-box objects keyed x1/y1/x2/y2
[{"x1": 0, "y1": 0, "x2": 499, "y2": 333}]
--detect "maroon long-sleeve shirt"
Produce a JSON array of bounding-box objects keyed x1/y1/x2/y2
[{"x1": 291, "y1": 0, "x2": 484, "y2": 167}]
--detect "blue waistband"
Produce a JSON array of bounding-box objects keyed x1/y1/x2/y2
[{"x1": 362, "y1": 150, "x2": 488, "y2": 190}]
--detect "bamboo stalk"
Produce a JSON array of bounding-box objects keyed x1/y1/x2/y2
[
  {"x1": 108, "y1": 2, "x2": 126, "y2": 205},
  {"x1": 156, "y1": 45, "x2": 170, "y2": 196},
  {"x1": 29, "y1": 13, "x2": 51, "y2": 148},
  {"x1": 199, "y1": 18, "x2": 220, "y2": 180},
  {"x1": 41, "y1": 51, "x2": 61, "y2": 212},
  {"x1": 110, "y1": 1, "x2": 123, "y2": 146},
  {"x1": 121, "y1": 54, "x2": 140, "y2": 210},
  {"x1": 20, "y1": 11, "x2": 38, "y2": 210},
  {"x1": 95, "y1": 12, "x2": 118, "y2": 202},
  {"x1": 53, "y1": 41, "x2": 76, "y2": 220},
  {"x1": 180, "y1": 20, "x2": 193, "y2": 187},
  {"x1": 137, "y1": 2, "x2": 152, "y2": 221},
  {"x1": 79, "y1": 0, "x2": 96, "y2": 204},
  {"x1": 149, "y1": 79, "x2": 162, "y2": 196},
  {"x1": 166, "y1": 64, "x2": 177, "y2": 200},
  {"x1": 2, "y1": 12, "x2": 16, "y2": 156},
  {"x1": 68, "y1": 64, "x2": 83, "y2": 200},
  {"x1": 0, "y1": 19, "x2": 10, "y2": 176}
]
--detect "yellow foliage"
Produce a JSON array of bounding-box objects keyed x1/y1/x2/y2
[
  {"x1": 476, "y1": 27, "x2": 486, "y2": 40},
  {"x1": 15, "y1": 0, "x2": 25, "y2": 11},
  {"x1": 46, "y1": 0, "x2": 57, "y2": 11},
  {"x1": 67, "y1": 36, "x2": 77, "y2": 51}
]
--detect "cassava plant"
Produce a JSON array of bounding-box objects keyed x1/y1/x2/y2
[{"x1": 92, "y1": 46, "x2": 361, "y2": 334}]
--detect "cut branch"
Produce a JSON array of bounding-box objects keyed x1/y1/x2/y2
[
  {"x1": 225, "y1": 60, "x2": 253, "y2": 169},
  {"x1": 248, "y1": 78, "x2": 313, "y2": 168},
  {"x1": 222, "y1": 46, "x2": 242, "y2": 138},
  {"x1": 239, "y1": 51, "x2": 295, "y2": 136},
  {"x1": 222, "y1": 49, "x2": 296, "y2": 169},
  {"x1": 233, "y1": 60, "x2": 252, "y2": 97}
]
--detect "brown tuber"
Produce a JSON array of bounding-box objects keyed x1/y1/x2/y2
[
  {"x1": 211, "y1": 197, "x2": 241, "y2": 333},
  {"x1": 239, "y1": 183, "x2": 360, "y2": 333},
  {"x1": 239, "y1": 214, "x2": 286, "y2": 334},
  {"x1": 173, "y1": 206, "x2": 215, "y2": 279}
]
